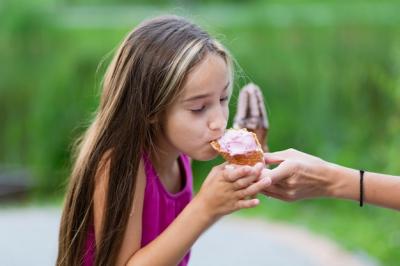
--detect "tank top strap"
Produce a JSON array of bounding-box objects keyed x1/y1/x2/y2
[
  {"x1": 142, "y1": 152, "x2": 156, "y2": 182},
  {"x1": 180, "y1": 154, "x2": 189, "y2": 166},
  {"x1": 142, "y1": 152, "x2": 193, "y2": 190}
]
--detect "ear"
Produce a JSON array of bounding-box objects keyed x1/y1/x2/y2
[
  {"x1": 147, "y1": 111, "x2": 162, "y2": 124},
  {"x1": 148, "y1": 116, "x2": 159, "y2": 124}
]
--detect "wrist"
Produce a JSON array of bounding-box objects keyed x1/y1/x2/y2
[
  {"x1": 191, "y1": 195, "x2": 219, "y2": 226},
  {"x1": 326, "y1": 162, "x2": 359, "y2": 200}
]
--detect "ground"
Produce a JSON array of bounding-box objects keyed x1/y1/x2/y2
[{"x1": 0, "y1": 207, "x2": 378, "y2": 266}]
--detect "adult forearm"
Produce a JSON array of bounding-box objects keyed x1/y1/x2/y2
[
  {"x1": 363, "y1": 172, "x2": 400, "y2": 210},
  {"x1": 126, "y1": 197, "x2": 215, "y2": 266},
  {"x1": 326, "y1": 163, "x2": 359, "y2": 200},
  {"x1": 327, "y1": 163, "x2": 400, "y2": 210}
]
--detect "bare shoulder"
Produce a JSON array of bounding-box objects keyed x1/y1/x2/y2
[
  {"x1": 116, "y1": 158, "x2": 147, "y2": 265},
  {"x1": 92, "y1": 152, "x2": 147, "y2": 265}
]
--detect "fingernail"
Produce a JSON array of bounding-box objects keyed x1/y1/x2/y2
[
  {"x1": 225, "y1": 165, "x2": 235, "y2": 170},
  {"x1": 262, "y1": 177, "x2": 271, "y2": 185},
  {"x1": 255, "y1": 162, "x2": 263, "y2": 169},
  {"x1": 261, "y1": 168, "x2": 270, "y2": 177}
]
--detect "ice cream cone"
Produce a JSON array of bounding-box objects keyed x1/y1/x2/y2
[{"x1": 210, "y1": 129, "x2": 264, "y2": 166}]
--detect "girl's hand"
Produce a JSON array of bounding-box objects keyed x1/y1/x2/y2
[{"x1": 195, "y1": 162, "x2": 271, "y2": 222}]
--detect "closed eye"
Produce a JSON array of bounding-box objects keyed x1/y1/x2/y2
[
  {"x1": 191, "y1": 106, "x2": 205, "y2": 113},
  {"x1": 191, "y1": 96, "x2": 228, "y2": 113},
  {"x1": 220, "y1": 96, "x2": 229, "y2": 102}
]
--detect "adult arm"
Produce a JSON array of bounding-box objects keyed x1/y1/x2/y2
[{"x1": 262, "y1": 148, "x2": 400, "y2": 210}]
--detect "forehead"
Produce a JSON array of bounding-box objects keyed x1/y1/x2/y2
[{"x1": 180, "y1": 53, "x2": 230, "y2": 99}]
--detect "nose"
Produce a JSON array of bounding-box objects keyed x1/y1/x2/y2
[{"x1": 208, "y1": 107, "x2": 228, "y2": 134}]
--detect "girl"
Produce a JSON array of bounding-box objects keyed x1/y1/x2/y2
[{"x1": 57, "y1": 15, "x2": 270, "y2": 266}]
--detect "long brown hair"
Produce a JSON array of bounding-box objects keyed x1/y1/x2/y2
[{"x1": 57, "y1": 16, "x2": 232, "y2": 266}]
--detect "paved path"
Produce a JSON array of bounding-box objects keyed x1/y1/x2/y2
[{"x1": 0, "y1": 207, "x2": 378, "y2": 266}]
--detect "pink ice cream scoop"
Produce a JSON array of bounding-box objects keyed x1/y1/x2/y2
[
  {"x1": 210, "y1": 128, "x2": 264, "y2": 166},
  {"x1": 218, "y1": 129, "x2": 260, "y2": 155}
]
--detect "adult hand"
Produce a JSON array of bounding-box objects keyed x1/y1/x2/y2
[{"x1": 262, "y1": 149, "x2": 335, "y2": 201}]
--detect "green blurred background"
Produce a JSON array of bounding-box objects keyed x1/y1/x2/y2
[{"x1": 1, "y1": 0, "x2": 400, "y2": 264}]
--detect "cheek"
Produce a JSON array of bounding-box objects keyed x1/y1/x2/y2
[
  {"x1": 224, "y1": 106, "x2": 229, "y2": 119},
  {"x1": 182, "y1": 115, "x2": 206, "y2": 136},
  {"x1": 167, "y1": 113, "x2": 204, "y2": 140},
  {"x1": 220, "y1": 105, "x2": 229, "y2": 125}
]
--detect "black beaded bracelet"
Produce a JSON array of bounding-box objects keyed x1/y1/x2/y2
[{"x1": 359, "y1": 170, "x2": 365, "y2": 207}]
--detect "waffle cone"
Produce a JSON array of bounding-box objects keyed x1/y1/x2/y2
[{"x1": 210, "y1": 130, "x2": 264, "y2": 166}]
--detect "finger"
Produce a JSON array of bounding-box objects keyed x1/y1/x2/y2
[
  {"x1": 260, "y1": 168, "x2": 272, "y2": 179},
  {"x1": 264, "y1": 164, "x2": 293, "y2": 184},
  {"x1": 253, "y1": 162, "x2": 264, "y2": 176},
  {"x1": 263, "y1": 185, "x2": 296, "y2": 202},
  {"x1": 263, "y1": 153, "x2": 285, "y2": 164},
  {"x1": 235, "y1": 198, "x2": 260, "y2": 209},
  {"x1": 254, "y1": 87, "x2": 269, "y2": 129},
  {"x1": 239, "y1": 86, "x2": 250, "y2": 118},
  {"x1": 232, "y1": 174, "x2": 259, "y2": 190},
  {"x1": 212, "y1": 162, "x2": 228, "y2": 175},
  {"x1": 238, "y1": 177, "x2": 271, "y2": 198},
  {"x1": 263, "y1": 149, "x2": 299, "y2": 164},
  {"x1": 265, "y1": 148, "x2": 303, "y2": 162},
  {"x1": 263, "y1": 184, "x2": 285, "y2": 195},
  {"x1": 226, "y1": 162, "x2": 263, "y2": 183},
  {"x1": 231, "y1": 163, "x2": 265, "y2": 190},
  {"x1": 233, "y1": 86, "x2": 250, "y2": 128},
  {"x1": 224, "y1": 165, "x2": 252, "y2": 182},
  {"x1": 261, "y1": 190, "x2": 288, "y2": 201},
  {"x1": 249, "y1": 86, "x2": 261, "y2": 118},
  {"x1": 224, "y1": 164, "x2": 236, "y2": 171}
]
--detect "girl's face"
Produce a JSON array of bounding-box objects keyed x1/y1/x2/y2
[{"x1": 162, "y1": 53, "x2": 231, "y2": 161}]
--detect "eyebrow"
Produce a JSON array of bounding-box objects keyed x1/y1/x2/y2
[{"x1": 183, "y1": 82, "x2": 230, "y2": 102}]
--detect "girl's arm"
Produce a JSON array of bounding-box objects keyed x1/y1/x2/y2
[
  {"x1": 93, "y1": 158, "x2": 146, "y2": 266},
  {"x1": 126, "y1": 195, "x2": 213, "y2": 266},
  {"x1": 125, "y1": 163, "x2": 268, "y2": 266},
  {"x1": 94, "y1": 160, "x2": 268, "y2": 266}
]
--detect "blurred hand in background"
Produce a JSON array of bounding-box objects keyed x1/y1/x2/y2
[{"x1": 233, "y1": 83, "x2": 269, "y2": 152}]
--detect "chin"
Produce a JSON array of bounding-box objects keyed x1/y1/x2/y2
[{"x1": 187, "y1": 149, "x2": 219, "y2": 161}]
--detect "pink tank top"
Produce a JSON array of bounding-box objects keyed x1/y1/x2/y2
[{"x1": 82, "y1": 153, "x2": 193, "y2": 266}]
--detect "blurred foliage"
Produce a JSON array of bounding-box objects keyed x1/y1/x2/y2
[{"x1": 1, "y1": 0, "x2": 400, "y2": 264}]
